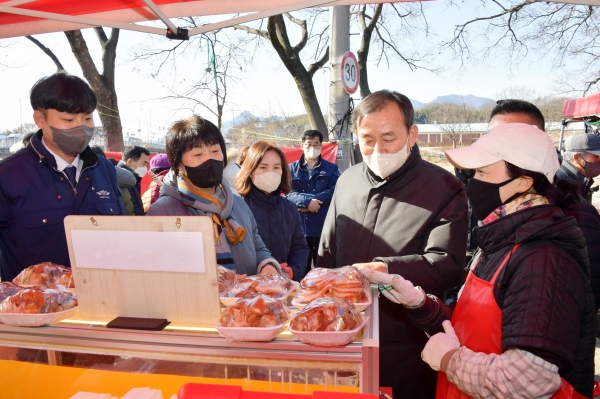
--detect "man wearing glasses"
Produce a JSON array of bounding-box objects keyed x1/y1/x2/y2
[{"x1": 286, "y1": 130, "x2": 340, "y2": 278}]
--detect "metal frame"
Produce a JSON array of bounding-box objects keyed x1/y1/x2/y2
[
  {"x1": 0, "y1": 0, "x2": 379, "y2": 40},
  {"x1": 0, "y1": 290, "x2": 379, "y2": 394}
]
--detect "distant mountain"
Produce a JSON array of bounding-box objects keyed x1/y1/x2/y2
[
  {"x1": 429, "y1": 94, "x2": 494, "y2": 108},
  {"x1": 222, "y1": 111, "x2": 258, "y2": 135},
  {"x1": 409, "y1": 98, "x2": 426, "y2": 110}
]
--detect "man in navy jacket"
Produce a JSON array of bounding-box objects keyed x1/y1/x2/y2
[
  {"x1": 0, "y1": 73, "x2": 125, "y2": 281},
  {"x1": 286, "y1": 130, "x2": 340, "y2": 277}
]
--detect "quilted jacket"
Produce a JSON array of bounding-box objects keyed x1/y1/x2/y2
[
  {"x1": 408, "y1": 205, "x2": 596, "y2": 398},
  {"x1": 243, "y1": 185, "x2": 309, "y2": 281}
]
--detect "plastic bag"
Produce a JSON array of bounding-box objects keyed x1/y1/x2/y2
[
  {"x1": 296, "y1": 266, "x2": 369, "y2": 304},
  {"x1": 217, "y1": 265, "x2": 236, "y2": 293},
  {"x1": 0, "y1": 282, "x2": 24, "y2": 302},
  {"x1": 290, "y1": 297, "x2": 362, "y2": 332},
  {"x1": 0, "y1": 285, "x2": 77, "y2": 314},
  {"x1": 225, "y1": 274, "x2": 293, "y2": 299},
  {"x1": 12, "y1": 262, "x2": 74, "y2": 288},
  {"x1": 219, "y1": 294, "x2": 291, "y2": 327}
]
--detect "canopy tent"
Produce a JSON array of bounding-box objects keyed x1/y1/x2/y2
[
  {"x1": 559, "y1": 92, "x2": 600, "y2": 151},
  {"x1": 0, "y1": 0, "x2": 404, "y2": 39}
]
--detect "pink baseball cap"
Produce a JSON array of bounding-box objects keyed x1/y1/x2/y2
[{"x1": 445, "y1": 123, "x2": 559, "y2": 181}]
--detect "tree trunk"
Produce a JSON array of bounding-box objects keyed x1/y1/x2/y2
[
  {"x1": 64, "y1": 29, "x2": 124, "y2": 151},
  {"x1": 267, "y1": 15, "x2": 329, "y2": 138}
]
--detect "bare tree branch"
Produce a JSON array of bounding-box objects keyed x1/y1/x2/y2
[
  {"x1": 307, "y1": 46, "x2": 329, "y2": 78},
  {"x1": 26, "y1": 35, "x2": 66, "y2": 72}
]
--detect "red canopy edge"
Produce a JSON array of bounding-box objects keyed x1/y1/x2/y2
[
  {"x1": 563, "y1": 92, "x2": 600, "y2": 121},
  {"x1": 0, "y1": 0, "x2": 403, "y2": 39}
]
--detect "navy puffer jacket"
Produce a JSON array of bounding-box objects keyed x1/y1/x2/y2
[{"x1": 243, "y1": 186, "x2": 309, "y2": 281}]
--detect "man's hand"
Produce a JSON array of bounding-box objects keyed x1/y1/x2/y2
[
  {"x1": 352, "y1": 261, "x2": 387, "y2": 273},
  {"x1": 307, "y1": 199, "x2": 323, "y2": 213},
  {"x1": 280, "y1": 262, "x2": 293, "y2": 279}
]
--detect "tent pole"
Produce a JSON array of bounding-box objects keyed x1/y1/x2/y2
[{"x1": 142, "y1": 0, "x2": 178, "y2": 32}]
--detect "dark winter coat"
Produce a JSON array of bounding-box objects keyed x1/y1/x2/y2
[
  {"x1": 286, "y1": 155, "x2": 340, "y2": 237},
  {"x1": 243, "y1": 185, "x2": 309, "y2": 281},
  {"x1": 0, "y1": 130, "x2": 125, "y2": 281},
  {"x1": 408, "y1": 205, "x2": 596, "y2": 398},
  {"x1": 556, "y1": 160, "x2": 596, "y2": 202},
  {"x1": 318, "y1": 145, "x2": 468, "y2": 399},
  {"x1": 117, "y1": 161, "x2": 144, "y2": 215}
]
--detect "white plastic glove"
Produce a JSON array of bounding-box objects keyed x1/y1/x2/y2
[
  {"x1": 421, "y1": 320, "x2": 461, "y2": 371},
  {"x1": 359, "y1": 269, "x2": 424, "y2": 307}
]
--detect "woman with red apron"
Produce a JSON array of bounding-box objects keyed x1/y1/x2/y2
[{"x1": 363, "y1": 123, "x2": 596, "y2": 398}]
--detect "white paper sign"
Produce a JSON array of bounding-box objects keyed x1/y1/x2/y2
[{"x1": 71, "y1": 230, "x2": 206, "y2": 273}]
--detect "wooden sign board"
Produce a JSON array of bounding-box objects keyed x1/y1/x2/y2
[{"x1": 64, "y1": 215, "x2": 221, "y2": 325}]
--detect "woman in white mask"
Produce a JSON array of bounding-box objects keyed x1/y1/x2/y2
[{"x1": 235, "y1": 141, "x2": 309, "y2": 281}]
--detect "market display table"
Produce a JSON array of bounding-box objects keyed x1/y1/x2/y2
[{"x1": 0, "y1": 289, "x2": 379, "y2": 397}]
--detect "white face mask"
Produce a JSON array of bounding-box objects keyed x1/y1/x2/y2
[
  {"x1": 363, "y1": 137, "x2": 411, "y2": 179},
  {"x1": 131, "y1": 160, "x2": 147, "y2": 178},
  {"x1": 252, "y1": 171, "x2": 282, "y2": 193},
  {"x1": 305, "y1": 147, "x2": 321, "y2": 160}
]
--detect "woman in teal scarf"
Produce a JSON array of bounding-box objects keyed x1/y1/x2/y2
[{"x1": 147, "y1": 115, "x2": 282, "y2": 277}]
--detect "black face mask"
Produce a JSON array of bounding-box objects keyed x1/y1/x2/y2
[
  {"x1": 184, "y1": 159, "x2": 223, "y2": 188},
  {"x1": 467, "y1": 177, "x2": 519, "y2": 221}
]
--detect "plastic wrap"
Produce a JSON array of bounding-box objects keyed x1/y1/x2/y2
[
  {"x1": 219, "y1": 294, "x2": 291, "y2": 327},
  {"x1": 217, "y1": 265, "x2": 236, "y2": 293},
  {"x1": 224, "y1": 274, "x2": 293, "y2": 299},
  {"x1": 0, "y1": 285, "x2": 77, "y2": 314},
  {"x1": 295, "y1": 266, "x2": 370, "y2": 304},
  {"x1": 289, "y1": 297, "x2": 362, "y2": 332},
  {"x1": 12, "y1": 262, "x2": 74, "y2": 288},
  {"x1": 0, "y1": 282, "x2": 25, "y2": 302}
]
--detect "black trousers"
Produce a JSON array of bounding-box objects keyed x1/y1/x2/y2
[{"x1": 305, "y1": 236, "x2": 320, "y2": 277}]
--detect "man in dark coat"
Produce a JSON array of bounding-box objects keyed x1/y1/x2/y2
[
  {"x1": 556, "y1": 132, "x2": 600, "y2": 202},
  {"x1": 287, "y1": 130, "x2": 340, "y2": 277},
  {"x1": 118, "y1": 146, "x2": 149, "y2": 215},
  {"x1": 318, "y1": 90, "x2": 468, "y2": 399},
  {"x1": 0, "y1": 73, "x2": 125, "y2": 281}
]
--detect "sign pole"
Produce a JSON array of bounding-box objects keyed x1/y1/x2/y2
[{"x1": 328, "y1": 5, "x2": 352, "y2": 172}]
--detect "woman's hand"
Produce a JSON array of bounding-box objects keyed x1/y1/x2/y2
[
  {"x1": 352, "y1": 262, "x2": 387, "y2": 273},
  {"x1": 360, "y1": 269, "x2": 424, "y2": 307},
  {"x1": 421, "y1": 320, "x2": 460, "y2": 372},
  {"x1": 260, "y1": 265, "x2": 279, "y2": 276},
  {"x1": 280, "y1": 262, "x2": 293, "y2": 279}
]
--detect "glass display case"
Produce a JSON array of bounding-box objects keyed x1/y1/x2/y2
[{"x1": 0, "y1": 289, "x2": 379, "y2": 398}]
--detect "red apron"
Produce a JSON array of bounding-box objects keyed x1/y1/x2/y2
[{"x1": 435, "y1": 245, "x2": 587, "y2": 399}]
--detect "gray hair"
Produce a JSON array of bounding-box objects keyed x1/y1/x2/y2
[{"x1": 563, "y1": 150, "x2": 586, "y2": 163}]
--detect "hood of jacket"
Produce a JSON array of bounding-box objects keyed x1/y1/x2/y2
[{"x1": 474, "y1": 204, "x2": 590, "y2": 277}]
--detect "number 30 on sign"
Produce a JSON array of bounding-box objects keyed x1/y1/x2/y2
[{"x1": 341, "y1": 51, "x2": 360, "y2": 95}]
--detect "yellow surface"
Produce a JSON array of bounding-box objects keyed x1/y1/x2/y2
[{"x1": 0, "y1": 360, "x2": 359, "y2": 398}]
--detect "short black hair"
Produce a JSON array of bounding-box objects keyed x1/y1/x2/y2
[
  {"x1": 302, "y1": 130, "x2": 323, "y2": 143},
  {"x1": 107, "y1": 158, "x2": 119, "y2": 166},
  {"x1": 30, "y1": 72, "x2": 97, "y2": 114},
  {"x1": 352, "y1": 90, "x2": 414, "y2": 131},
  {"x1": 123, "y1": 146, "x2": 150, "y2": 162},
  {"x1": 90, "y1": 145, "x2": 105, "y2": 157},
  {"x1": 166, "y1": 115, "x2": 227, "y2": 174},
  {"x1": 490, "y1": 99, "x2": 545, "y2": 131}
]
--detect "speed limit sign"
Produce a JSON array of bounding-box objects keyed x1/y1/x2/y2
[{"x1": 341, "y1": 51, "x2": 360, "y2": 95}]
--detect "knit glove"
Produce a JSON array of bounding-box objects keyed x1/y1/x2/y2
[
  {"x1": 421, "y1": 320, "x2": 461, "y2": 371},
  {"x1": 360, "y1": 269, "x2": 424, "y2": 307}
]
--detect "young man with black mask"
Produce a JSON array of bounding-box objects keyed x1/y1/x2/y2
[{"x1": 0, "y1": 72, "x2": 125, "y2": 281}]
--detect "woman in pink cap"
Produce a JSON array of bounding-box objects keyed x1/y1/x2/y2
[
  {"x1": 361, "y1": 123, "x2": 595, "y2": 398},
  {"x1": 142, "y1": 152, "x2": 170, "y2": 212}
]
